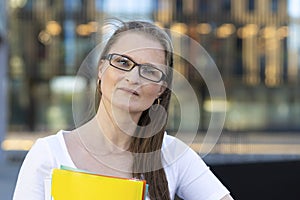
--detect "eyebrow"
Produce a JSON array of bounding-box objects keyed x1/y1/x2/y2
[{"x1": 120, "y1": 54, "x2": 159, "y2": 67}]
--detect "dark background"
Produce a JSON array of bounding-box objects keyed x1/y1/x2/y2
[{"x1": 211, "y1": 160, "x2": 300, "y2": 200}]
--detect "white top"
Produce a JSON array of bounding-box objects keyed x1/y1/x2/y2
[{"x1": 13, "y1": 130, "x2": 229, "y2": 200}]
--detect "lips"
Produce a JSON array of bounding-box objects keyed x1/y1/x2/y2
[{"x1": 118, "y1": 87, "x2": 139, "y2": 96}]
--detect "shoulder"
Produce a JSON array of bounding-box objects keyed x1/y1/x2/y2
[
  {"x1": 23, "y1": 130, "x2": 65, "y2": 167},
  {"x1": 162, "y1": 133, "x2": 208, "y2": 176},
  {"x1": 13, "y1": 131, "x2": 65, "y2": 199},
  {"x1": 161, "y1": 133, "x2": 210, "y2": 198},
  {"x1": 162, "y1": 133, "x2": 205, "y2": 167},
  {"x1": 39, "y1": 130, "x2": 65, "y2": 151},
  {"x1": 15, "y1": 130, "x2": 69, "y2": 182},
  {"x1": 162, "y1": 133, "x2": 230, "y2": 200},
  {"x1": 19, "y1": 130, "x2": 70, "y2": 171},
  {"x1": 161, "y1": 133, "x2": 206, "y2": 174}
]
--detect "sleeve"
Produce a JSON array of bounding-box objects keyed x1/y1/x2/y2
[
  {"x1": 175, "y1": 142, "x2": 230, "y2": 200},
  {"x1": 13, "y1": 138, "x2": 55, "y2": 200}
]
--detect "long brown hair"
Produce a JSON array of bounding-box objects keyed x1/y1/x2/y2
[{"x1": 96, "y1": 20, "x2": 173, "y2": 200}]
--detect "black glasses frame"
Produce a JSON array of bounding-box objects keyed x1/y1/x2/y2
[{"x1": 102, "y1": 53, "x2": 166, "y2": 83}]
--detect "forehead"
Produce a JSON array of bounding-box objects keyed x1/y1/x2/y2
[{"x1": 108, "y1": 31, "x2": 165, "y2": 64}]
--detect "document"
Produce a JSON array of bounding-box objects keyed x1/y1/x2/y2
[{"x1": 51, "y1": 166, "x2": 147, "y2": 200}]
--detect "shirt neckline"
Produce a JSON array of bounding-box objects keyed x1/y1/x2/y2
[{"x1": 56, "y1": 130, "x2": 77, "y2": 169}]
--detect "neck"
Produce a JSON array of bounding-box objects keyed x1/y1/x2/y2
[{"x1": 94, "y1": 99, "x2": 142, "y2": 150}]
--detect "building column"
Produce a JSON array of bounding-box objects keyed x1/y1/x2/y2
[{"x1": 0, "y1": 0, "x2": 8, "y2": 163}]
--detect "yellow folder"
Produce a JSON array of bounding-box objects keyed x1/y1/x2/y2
[{"x1": 51, "y1": 167, "x2": 147, "y2": 200}]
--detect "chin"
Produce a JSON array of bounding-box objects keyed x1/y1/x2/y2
[{"x1": 111, "y1": 102, "x2": 142, "y2": 113}]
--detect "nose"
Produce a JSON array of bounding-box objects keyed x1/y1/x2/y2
[{"x1": 125, "y1": 66, "x2": 140, "y2": 84}]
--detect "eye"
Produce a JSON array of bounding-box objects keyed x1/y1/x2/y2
[
  {"x1": 117, "y1": 58, "x2": 130, "y2": 66},
  {"x1": 111, "y1": 55, "x2": 133, "y2": 69},
  {"x1": 143, "y1": 67, "x2": 157, "y2": 75},
  {"x1": 141, "y1": 65, "x2": 162, "y2": 79}
]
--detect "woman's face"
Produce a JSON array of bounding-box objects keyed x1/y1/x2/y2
[{"x1": 98, "y1": 32, "x2": 167, "y2": 114}]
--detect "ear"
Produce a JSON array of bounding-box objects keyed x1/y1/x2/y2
[{"x1": 157, "y1": 85, "x2": 166, "y2": 97}]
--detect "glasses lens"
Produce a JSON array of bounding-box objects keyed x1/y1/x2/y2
[
  {"x1": 140, "y1": 65, "x2": 163, "y2": 82},
  {"x1": 110, "y1": 54, "x2": 134, "y2": 70}
]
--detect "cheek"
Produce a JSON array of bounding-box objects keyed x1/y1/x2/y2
[
  {"x1": 142, "y1": 84, "x2": 162, "y2": 99},
  {"x1": 139, "y1": 86, "x2": 162, "y2": 110},
  {"x1": 100, "y1": 69, "x2": 121, "y2": 94}
]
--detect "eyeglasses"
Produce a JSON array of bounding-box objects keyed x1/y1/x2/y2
[{"x1": 102, "y1": 53, "x2": 166, "y2": 83}]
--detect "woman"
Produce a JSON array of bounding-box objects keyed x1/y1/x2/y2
[{"x1": 13, "y1": 20, "x2": 233, "y2": 200}]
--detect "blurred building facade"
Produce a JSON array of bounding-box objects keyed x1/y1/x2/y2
[
  {"x1": 5, "y1": 0, "x2": 300, "y2": 134},
  {"x1": 0, "y1": 1, "x2": 8, "y2": 159}
]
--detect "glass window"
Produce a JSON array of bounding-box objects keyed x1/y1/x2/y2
[
  {"x1": 248, "y1": 0, "x2": 255, "y2": 11},
  {"x1": 199, "y1": 0, "x2": 209, "y2": 13},
  {"x1": 222, "y1": 0, "x2": 231, "y2": 12},
  {"x1": 5, "y1": 0, "x2": 300, "y2": 134},
  {"x1": 271, "y1": 0, "x2": 279, "y2": 13}
]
